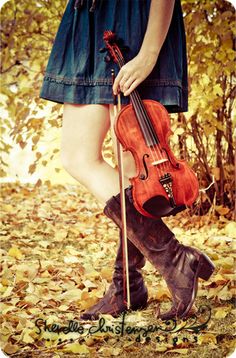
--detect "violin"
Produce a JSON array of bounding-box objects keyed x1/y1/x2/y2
[{"x1": 103, "y1": 31, "x2": 199, "y2": 219}]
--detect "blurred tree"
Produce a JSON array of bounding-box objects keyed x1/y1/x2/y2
[
  {"x1": 181, "y1": 0, "x2": 235, "y2": 215},
  {"x1": 0, "y1": 0, "x2": 66, "y2": 177},
  {"x1": 0, "y1": 0, "x2": 235, "y2": 216}
]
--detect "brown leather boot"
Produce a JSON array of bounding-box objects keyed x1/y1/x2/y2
[
  {"x1": 80, "y1": 230, "x2": 148, "y2": 320},
  {"x1": 103, "y1": 187, "x2": 215, "y2": 320}
]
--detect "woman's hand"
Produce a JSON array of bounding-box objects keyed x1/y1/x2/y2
[
  {"x1": 112, "y1": 0, "x2": 175, "y2": 97},
  {"x1": 112, "y1": 51, "x2": 158, "y2": 97}
]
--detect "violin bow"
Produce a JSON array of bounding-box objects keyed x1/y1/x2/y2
[{"x1": 111, "y1": 69, "x2": 131, "y2": 310}]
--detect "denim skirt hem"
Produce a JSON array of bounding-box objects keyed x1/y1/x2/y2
[{"x1": 40, "y1": 78, "x2": 187, "y2": 113}]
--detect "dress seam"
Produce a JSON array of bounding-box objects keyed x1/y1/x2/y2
[{"x1": 43, "y1": 73, "x2": 187, "y2": 89}]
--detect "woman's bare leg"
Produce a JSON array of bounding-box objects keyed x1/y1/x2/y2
[{"x1": 61, "y1": 103, "x2": 131, "y2": 205}]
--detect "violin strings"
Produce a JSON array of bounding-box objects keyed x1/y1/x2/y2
[
  {"x1": 131, "y1": 91, "x2": 168, "y2": 176},
  {"x1": 131, "y1": 91, "x2": 164, "y2": 168},
  {"x1": 130, "y1": 87, "x2": 168, "y2": 175},
  {"x1": 132, "y1": 90, "x2": 170, "y2": 174}
]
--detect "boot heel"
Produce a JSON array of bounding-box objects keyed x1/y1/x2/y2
[{"x1": 197, "y1": 253, "x2": 215, "y2": 280}]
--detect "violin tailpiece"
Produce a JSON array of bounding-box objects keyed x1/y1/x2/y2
[{"x1": 159, "y1": 173, "x2": 176, "y2": 208}]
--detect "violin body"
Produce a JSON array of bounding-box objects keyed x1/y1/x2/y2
[
  {"x1": 103, "y1": 30, "x2": 199, "y2": 219},
  {"x1": 114, "y1": 100, "x2": 199, "y2": 218}
]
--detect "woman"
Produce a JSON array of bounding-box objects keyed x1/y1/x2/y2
[{"x1": 40, "y1": 0, "x2": 215, "y2": 321}]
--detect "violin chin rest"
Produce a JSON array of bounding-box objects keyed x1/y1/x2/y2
[{"x1": 142, "y1": 196, "x2": 186, "y2": 218}]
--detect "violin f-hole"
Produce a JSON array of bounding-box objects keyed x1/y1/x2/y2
[{"x1": 139, "y1": 153, "x2": 149, "y2": 180}]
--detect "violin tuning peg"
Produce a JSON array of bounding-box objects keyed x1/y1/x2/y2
[{"x1": 99, "y1": 47, "x2": 107, "y2": 53}]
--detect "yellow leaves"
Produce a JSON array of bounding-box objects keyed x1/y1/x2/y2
[
  {"x1": 155, "y1": 345, "x2": 168, "y2": 352},
  {"x1": 3, "y1": 343, "x2": 20, "y2": 355},
  {"x1": 100, "y1": 267, "x2": 113, "y2": 281},
  {"x1": 1, "y1": 278, "x2": 9, "y2": 286},
  {"x1": 215, "y1": 206, "x2": 230, "y2": 216},
  {"x1": 1, "y1": 286, "x2": 14, "y2": 298},
  {"x1": 211, "y1": 167, "x2": 220, "y2": 181},
  {"x1": 64, "y1": 342, "x2": 90, "y2": 354},
  {"x1": 21, "y1": 328, "x2": 35, "y2": 343},
  {"x1": 213, "y1": 84, "x2": 223, "y2": 97},
  {"x1": 24, "y1": 294, "x2": 41, "y2": 305},
  {"x1": 201, "y1": 74, "x2": 210, "y2": 86},
  {"x1": 225, "y1": 222, "x2": 236, "y2": 238},
  {"x1": 207, "y1": 283, "x2": 233, "y2": 301},
  {"x1": 211, "y1": 273, "x2": 228, "y2": 285},
  {"x1": 0, "y1": 183, "x2": 235, "y2": 357},
  {"x1": 1, "y1": 203, "x2": 14, "y2": 212},
  {"x1": 156, "y1": 286, "x2": 171, "y2": 301},
  {"x1": 59, "y1": 288, "x2": 82, "y2": 301},
  {"x1": 79, "y1": 295, "x2": 99, "y2": 310},
  {"x1": 48, "y1": 119, "x2": 60, "y2": 127},
  {"x1": 214, "y1": 306, "x2": 231, "y2": 319},
  {"x1": 8, "y1": 246, "x2": 23, "y2": 259},
  {"x1": 204, "y1": 124, "x2": 215, "y2": 136},
  {"x1": 64, "y1": 255, "x2": 80, "y2": 264},
  {"x1": 54, "y1": 229, "x2": 68, "y2": 240},
  {"x1": 32, "y1": 135, "x2": 40, "y2": 145},
  {"x1": 83, "y1": 279, "x2": 97, "y2": 289},
  {"x1": 15, "y1": 263, "x2": 38, "y2": 281},
  {"x1": 215, "y1": 257, "x2": 234, "y2": 270},
  {"x1": 28, "y1": 163, "x2": 36, "y2": 174},
  {"x1": 84, "y1": 267, "x2": 100, "y2": 280},
  {"x1": 33, "y1": 276, "x2": 51, "y2": 284},
  {"x1": 98, "y1": 347, "x2": 121, "y2": 356},
  {"x1": 217, "y1": 285, "x2": 233, "y2": 301},
  {"x1": 198, "y1": 333, "x2": 217, "y2": 346},
  {"x1": 58, "y1": 304, "x2": 69, "y2": 312}
]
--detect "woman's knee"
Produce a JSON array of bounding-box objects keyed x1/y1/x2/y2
[{"x1": 60, "y1": 147, "x2": 93, "y2": 182}]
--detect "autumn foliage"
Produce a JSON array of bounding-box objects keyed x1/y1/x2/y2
[
  {"x1": 0, "y1": 1, "x2": 236, "y2": 356},
  {"x1": 0, "y1": 183, "x2": 235, "y2": 357},
  {"x1": 0, "y1": 0, "x2": 235, "y2": 218}
]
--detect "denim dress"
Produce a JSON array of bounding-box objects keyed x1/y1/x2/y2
[{"x1": 40, "y1": 0, "x2": 188, "y2": 113}]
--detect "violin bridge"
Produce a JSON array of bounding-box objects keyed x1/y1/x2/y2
[
  {"x1": 152, "y1": 159, "x2": 168, "y2": 166},
  {"x1": 159, "y1": 173, "x2": 176, "y2": 207}
]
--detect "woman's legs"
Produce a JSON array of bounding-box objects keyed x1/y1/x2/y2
[
  {"x1": 61, "y1": 103, "x2": 215, "y2": 320},
  {"x1": 61, "y1": 103, "x2": 130, "y2": 205},
  {"x1": 61, "y1": 103, "x2": 147, "y2": 320}
]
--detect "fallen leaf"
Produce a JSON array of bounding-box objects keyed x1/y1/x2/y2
[
  {"x1": 3, "y1": 343, "x2": 20, "y2": 354},
  {"x1": 64, "y1": 343, "x2": 89, "y2": 354},
  {"x1": 198, "y1": 333, "x2": 217, "y2": 345},
  {"x1": 8, "y1": 246, "x2": 23, "y2": 259}
]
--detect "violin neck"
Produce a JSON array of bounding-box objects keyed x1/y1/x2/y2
[{"x1": 130, "y1": 90, "x2": 159, "y2": 147}]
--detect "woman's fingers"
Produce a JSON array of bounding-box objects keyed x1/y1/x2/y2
[
  {"x1": 112, "y1": 70, "x2": 124, "y2": 95},
  {"x1": 113, "y1": 65, "x2": 135, "y2": 95},
  {"x1": 113, "y1": 72, "x2": 141, "y2": 96},
  {"x1": 120, "y1": 76, "x2": 135, "y2": 93},
  {"x1": 113, "y1": 72, "x2": 138, "y2": 95},
  {"x1": 123, "y1": 79, "x2": 141, "y2": 96},
  {"x1": 112, "y1": 53, "x2": 156, "y2": 96}
]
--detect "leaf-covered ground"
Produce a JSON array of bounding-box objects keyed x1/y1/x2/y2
[{"x1": 0, "y1": 183, "x2": 235, "y2": 357}]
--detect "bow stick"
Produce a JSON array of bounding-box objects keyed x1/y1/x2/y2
[{"x1": 111, "y1": 69, "x2": 131, "y2": 310}]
